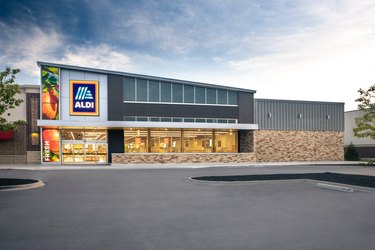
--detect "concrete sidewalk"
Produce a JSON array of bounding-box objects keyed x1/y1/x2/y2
[{"x1": 0, "y1": 161, "x2": 362, "y2": 171}]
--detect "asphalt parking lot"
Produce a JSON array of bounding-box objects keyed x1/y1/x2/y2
[{"x1": 1, "y1": 165, "x2": 375, "y2": 250}]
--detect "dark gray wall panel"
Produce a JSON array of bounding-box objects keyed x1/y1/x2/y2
[
  {"x1": 255, "y1": 99, "x2": 344, "y2": 131},
  {"x1": 238, "y1": 92, "x2": 254, "y2": 123},
  {"x1": 123, "y1": 103, "x2": 239, "y2": 119},
  {"x1": 108, "y1": 74, "x2": 124, "y2": 121},
  {"x1": 108, "y1": 129, "x2": 124, "y2": 163}
]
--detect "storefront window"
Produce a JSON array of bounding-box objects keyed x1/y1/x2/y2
[
  {"x1": 150, "y1": 129, "x2": 181, "y2": 153},
  {"x1": 61, "y1": 129, "x2": 106, "y2": 141},
  {"x1": 124, "y1": 128, "x2": 237, "y2": 153},
  {"x1": 124, "y1": 129, "x2": 148, "y2": 153},
  {"x1": 183, "y1": 129, "x2": 213, "y2": 153},
  {"x1": 214, "y1": 130, "x2": 237, "y2": 153}
]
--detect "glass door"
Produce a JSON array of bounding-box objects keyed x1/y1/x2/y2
[
  {"x1": 62, "y1": 143, "x2": 74, "y2": 163},
  {"x1": 61, "y1": 141, "x2": 107, "y2": 164},
  {"x1": 73, "y1": 143, "x2": 84, "y2": 163},
  {"x1": 97, "y1": 143, "x2": 107, "y2": 163},
  {"x1": 85, "y1": 143, "x2": 97, "y2": 163}
]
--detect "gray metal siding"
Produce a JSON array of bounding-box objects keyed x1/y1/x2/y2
[{"x1": 255, "y1": 99, "x2": 344, "y2": 131}]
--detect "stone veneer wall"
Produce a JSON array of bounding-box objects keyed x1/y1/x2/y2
[
  {"x1": 254, "y1": 130, "x2": 344, "y2": 162},
  {"x1": 112, "y1": 153, "x2": 256, "y2": 164}
]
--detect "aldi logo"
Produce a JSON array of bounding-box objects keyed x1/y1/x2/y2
[{"x1": 70, "y1": 80, "x2": 99, "y2": 116}]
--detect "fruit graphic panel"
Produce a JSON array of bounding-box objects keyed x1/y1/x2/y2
[
  {"x1": 42, "y1": 128, "x2": 60, "y2": 162},
  {"x1": 41, "y1": 66, "x2": 59, "y2": 120}
]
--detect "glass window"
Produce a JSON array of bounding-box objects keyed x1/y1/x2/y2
[
  {"x1": 84, "y1": 129, "x2": 107, "y2": 141},
  {"x1": 124, "y1": 116, "x2": 136, "y2": 121},
  {"x1": 218, "y1": 119, "x2": 227, "y2": 123},
  {"x1": 196, "y1": 118, "x2": 206, "y2": 123},
  {"x1": 207, "y1": 119, "x2": 216, "y2": 123},
  {"x1": 150, "y1": 129, "x2": 181, "y2": 153},
  {"x1": 171, "y1": 130, "x2": 181, "y2": 153},
  {"x1": 195, "y1": 87, "x2": 205, "y2": 104},
  {"x1": 161, "y1": 82, "x2": 171, "y2": 102},
  {"x1": 184, "y1": 118, "x2": 194, "y2": 123},
  {"x1": 149, "y1": 80, "x2": 160, "y2": 102},
  {"x1": 207, "y1": 88, "x2": 216, "y2": 104},
  {"x1": 61, "y1": 130, "x2": 84, "y2": 140},
  {"x1": 217, "y1": 89, "x2": 227, "y2": 104},
  {"x1": 136, "y1": 79, "x2": 147, "y2": 101},
  {"x1": 150, "y1": 117, "x2": 160, "y2": 122},
  {"x1": 183, "y1": 130, "x2": 213, "y2": 153},
  {"x1": 124, "y1": 77, "x2": 135, "y2": 101},
  {"x1": 173, "y1": 118, "x2": 182, "y2": 122},
  {"x1": 214, "y1": 130, "x2": 237, "y2": 153},
  {"x1": 124, "y1": 129, "x2": 148, "y2": 153},
  {"x1": 136, "y1": 117, "x2": 148, "y2": 122},
  {"x1": 228, "y1": 91, "x2": 238, "y2": 105},
  {"x1": 61, "y1": 129, "x2": 107, "y2": 141},
  {"x1": 184, "y1": 85, "x2": 194, "y2": 103},
  {"x1": 172, "y1": 84, "x2": 183, "y2": 103},
  {"x1": 161, "y1": 117, "x2": 171, "y2": 122}
]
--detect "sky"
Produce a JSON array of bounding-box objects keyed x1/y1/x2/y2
[{"x1": 1, "y1": 0, "x2": 375, "y2": 111}]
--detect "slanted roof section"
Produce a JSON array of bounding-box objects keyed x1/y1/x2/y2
[{"x1": 37, "y1": 61, "x2": 256, "y2": 93}]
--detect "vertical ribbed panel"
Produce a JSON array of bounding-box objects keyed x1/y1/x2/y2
[{"x1": 255, "y1": 99, "x2": 344, "y2": 131}]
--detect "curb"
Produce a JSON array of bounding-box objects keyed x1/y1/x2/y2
[{"x1": 0, "y1": 180, "x2": 45, "y2": 191}]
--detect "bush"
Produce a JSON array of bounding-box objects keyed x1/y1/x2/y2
[{"x1": 345, "y1": 143, "x2": 360, "y2": 161}]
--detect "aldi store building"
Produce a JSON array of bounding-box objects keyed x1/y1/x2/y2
[{"x1": 37, "y1": 62, "x2": 344, "y2": 164}]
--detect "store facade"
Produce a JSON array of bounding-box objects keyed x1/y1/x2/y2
[{"x1": 37, "y1": 62, "x2": 257, "y2": 164}]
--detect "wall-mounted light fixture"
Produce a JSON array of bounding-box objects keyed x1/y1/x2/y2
[
  {"x1": 298, "y1": 114, "x2": 303, "y2": 119},
  {"x1": 327, "y1": 115, "x2": 331, "y2": 120},
  {"x1": 267, "y1": 113, "x2": 272, "y2": 118}
]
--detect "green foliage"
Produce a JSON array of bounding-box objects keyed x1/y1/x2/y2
[
  {"x1": 344, "y1": 143, "x2": 360, "y2": 161},
  {"x1": 0, "y1": 67, "x2": 26, "y2": 131},
  {"x1": 353, "y1": 84, "x2": 375, "y2": 139}
]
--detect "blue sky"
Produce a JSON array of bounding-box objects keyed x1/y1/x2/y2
[{"x1": 1, "y1": 0, "x2": 375, "y2": 110}]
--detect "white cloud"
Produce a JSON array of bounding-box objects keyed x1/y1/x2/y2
[
  {"x1": 0, "y1": 22, "x2": 63, "y2": 77},
  {"x1": 60, "y1": 44, "x2": 134, "y2": 72},
  {"x1": 226, "y1": 0, "x2": 375, "y2": 110},
  {"x1": 0, "y1": 22, "x2": 137, "y2": 83}
]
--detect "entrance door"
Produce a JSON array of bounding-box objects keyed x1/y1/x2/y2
[
  {"x1": 84, "y1": 143, "x2": 97, "y2": 163},
  {"x1": 73, "y1": 143, "x2": 84, "y2": 163},
  {"x1": 62, "y1": 142, "x2": 107, "y2": 164}
]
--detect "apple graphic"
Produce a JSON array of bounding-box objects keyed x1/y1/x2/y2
[
  {"x1": 42, "y1": 90, "x2": 58, "y2": 119},
  {"x1": 42, "y1": 129, "x2": 60, "y2": 152}
]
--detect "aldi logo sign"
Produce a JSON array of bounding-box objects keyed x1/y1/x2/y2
[{"x1": 70, "y1": 80, "x2": 99, "y2": 116}]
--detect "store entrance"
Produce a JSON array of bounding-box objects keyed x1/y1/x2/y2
[
  {"x1": 61, "y1": 129, "x2": 108, "y2": 164},
  {"x1": 62, "y1": 142, "x2": 107, "y2": 164}
]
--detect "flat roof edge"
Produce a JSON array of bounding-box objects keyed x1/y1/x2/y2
[
  {"x1": 255, "y1": 98, "x2": 345, "y2": 105},
  {"x1": 37, "y1": 61, "x2": 256, "y2": 93}
]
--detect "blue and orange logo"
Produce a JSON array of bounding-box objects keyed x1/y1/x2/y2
[{"x1": 70, "y1": 80, "x2": 99, "y2": 116}]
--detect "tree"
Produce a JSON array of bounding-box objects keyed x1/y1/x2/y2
[
  {"x1": 0, "y1": 67, "x2": 26, "y2": 131},
  {"x1": 353, "y1": 84, "x2": 375, "y2": 140}
]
